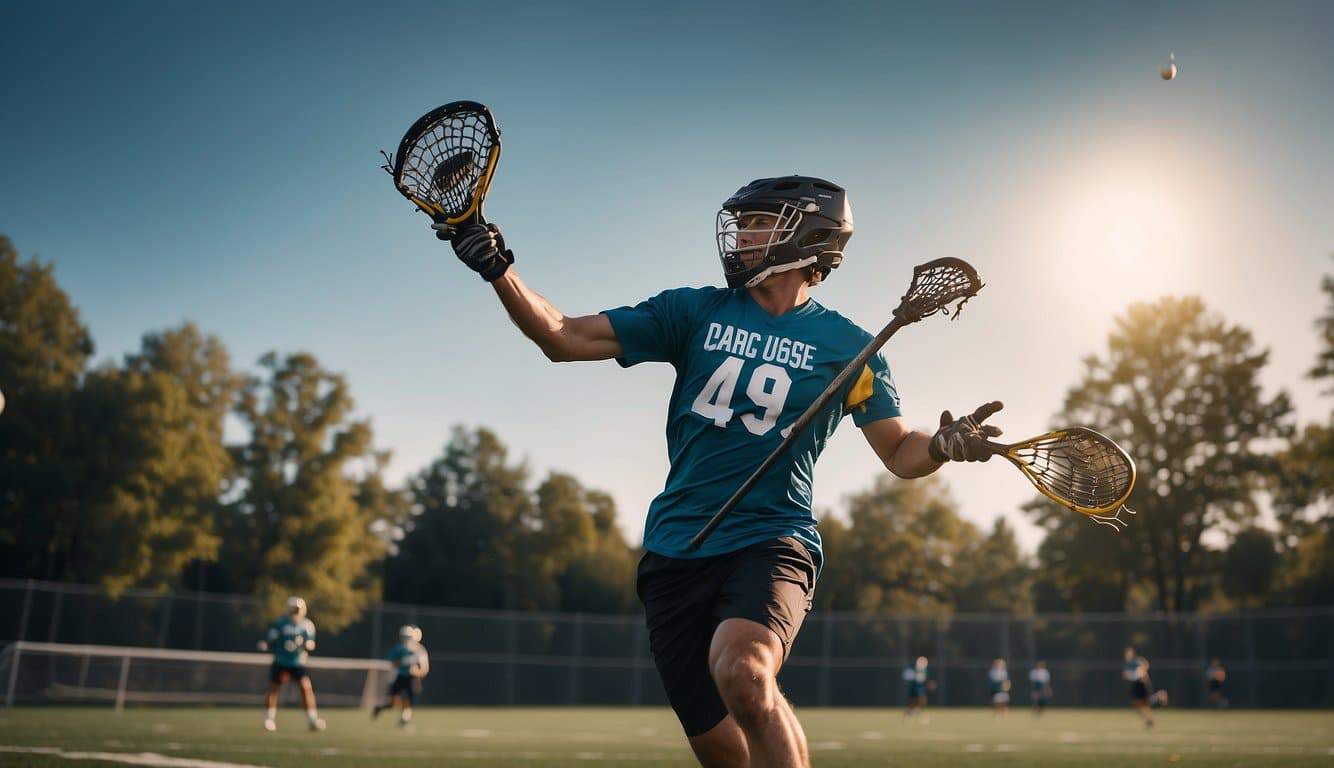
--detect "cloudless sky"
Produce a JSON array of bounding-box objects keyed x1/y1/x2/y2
[{"x1": 2, "y1": 0, "x2": 1331, "y2": 551}]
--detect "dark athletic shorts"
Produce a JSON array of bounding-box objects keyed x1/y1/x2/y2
[
  {"x1": 636, "y1": 536, "x2": 816, "y2": 737},
  {"x1": 389, "y1": 675, "x2": 421, "y2": 703},
  {"x1": 269, "y1": 663, "x2": 307, "y2": 684},
  {"x1": 1131, "y1": 680, "x2": 1150, "y2": 701}
]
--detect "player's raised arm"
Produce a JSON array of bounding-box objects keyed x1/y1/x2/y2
[
  {"x1": 861, "y1": 401, "x2": 1005, "y2": 478},
  {"x1": 439, "y1": 221, "x2": 623, "y2": 362}
]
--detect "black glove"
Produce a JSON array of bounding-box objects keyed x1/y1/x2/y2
[
  {"x1": 435, "y1": 220, "x2": 514, "y2": 282},
  {"x1": 929, "y1": 401, "x2": 1004, "y2": 462}
]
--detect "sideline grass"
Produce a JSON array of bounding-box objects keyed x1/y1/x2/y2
[{"x1": 0, "y1": 707, "x2": 1331, "y2": 767}]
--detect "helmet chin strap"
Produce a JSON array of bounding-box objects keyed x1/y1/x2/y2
[{"x1": 742, "y1": 255, "x2": 820, "y2": 288}]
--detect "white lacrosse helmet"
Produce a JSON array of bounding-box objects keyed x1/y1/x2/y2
[
  {"x1": 399, "y1": 625, "x2": 423, "y2": 643},
  {"x1": 286, "y1": 596, "x2": 307, "y2": 619}
]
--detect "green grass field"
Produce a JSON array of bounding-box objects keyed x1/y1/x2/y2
[{"x1": 1, "y1": 707, "x2": 1331, "y2": 767}]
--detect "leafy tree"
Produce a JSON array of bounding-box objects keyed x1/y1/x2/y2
[
  {"x1": 0, "y1": 236, "x2": 93, "y2": 580},
  {"x1": 1280, "y1": 526, "x2": 1334, "y2": 606},
  {"x1": 818, "y1": 475, "x2": 978, "y2": 615},
  {"x1": 385, "y1": 427, "x2": 533, "y2": 609},
  {"x1": 384, "y1": 427, "x2": 635, "y2": 612},
  {"x1": 548, "y1": 482, "x2": 637, "y2": 613},
  {"x1": 1221, "y1": 527, "x2": 1279, "y2": 608},
  {"x1": 0, "y1": 236, "x2": 93, "y2": 391},
  {"x1": 952, "y1": 518, "x2": 1032, "y2": 614},
  {"x1": 1273, "y1": 272, "x2": 1334, "y2": 531},
  {"x1": 1030, "y1": 297, "x2": 1293, "y2": 611},
  {"x1": 124, "y1": 323, "x2": 243, "y2": 443},
  {"x1": 68, "y1": 364, "x2": 227, "y2": 592},
  {"x1": 1271, "y1": 268, "x2": 1334, "y2": 604},
  {"x1": 1274, "y1": 422, "x2": 1334, "y2": 534},
  {"x1": 1310, "y1": 273, "x2": 1334, "y2": 386},
  {"x1": 222, "y1": 352, "x2": 394, "y2": 629},
  {"x1": 1030, "y1": 510, "x2": 1135, "y2": 612}
]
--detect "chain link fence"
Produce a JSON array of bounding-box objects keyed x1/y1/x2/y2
[{"x1": 3, "y1": 578, "x2": 1330, "y2": 708}]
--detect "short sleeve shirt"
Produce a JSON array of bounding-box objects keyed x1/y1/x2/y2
[
  {"x1": 603, "y1": 286, "x2": 902, "y2": 570},
  {"x1": 266, "y1": 616, "x2": 315, "y2": 667}
]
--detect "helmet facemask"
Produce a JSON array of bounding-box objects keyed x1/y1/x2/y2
[{"x1": 717, "y1": 203, "x2": 814, "y2": 289}]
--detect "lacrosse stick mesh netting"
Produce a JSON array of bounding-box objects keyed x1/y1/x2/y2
[{"x1": 393, "y1": 108, "x2": 497, "y2": 220}]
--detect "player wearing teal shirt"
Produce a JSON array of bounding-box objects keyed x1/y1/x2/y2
[
  {"x1": 604, "y1": 284, "x2": 901, "y2": 568},
  {"x1": 373, "y1": 625, "x2": 429, "y2": 726},
  {"x1": 904, "y1": 656, "x2": 930, "y2": 711},
  {"x1": 440, "y1": 175, "x2": 1006, "y2": 767},
  {"x1": 1030, "y1": 661, "x2": 1053, "y2": 715},
  {"x1": 258, "y1": 596, "x2": 324, "y2": 732}
]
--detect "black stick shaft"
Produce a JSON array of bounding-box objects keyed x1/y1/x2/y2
[{"x1": 689, "y1": 314, "x2": 908, "y2": 550}]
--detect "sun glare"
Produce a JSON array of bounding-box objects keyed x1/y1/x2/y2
[{"x1": 1052, "y1": 166, "x2": 1199, "y2": 310}]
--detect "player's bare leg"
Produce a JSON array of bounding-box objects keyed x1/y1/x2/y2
[
  {"x1": 372, "y1": 694, "x2": 401, "y2": 720},
  {"x1": 709, "y1": 618, "x2": 809, "y2": 768},
  {"x1": 264, "y1": 681, "x2": 281, "y2": 731},
  {"x1": 1133, "y1": 701, "x2": 1154, "y2": 728},
  {"x1": 299, "y1": 677, "x2": 326, "y2": 731},
  {"x1": 687, "y1": 716, "x2": 749, "y2": 768}
]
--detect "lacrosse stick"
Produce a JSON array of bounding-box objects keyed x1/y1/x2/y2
[
  {"x1": 381, "y1": 101, "x2": 501, "y2": 239},
  {"x1": 985, "y1": 427, "x2": 1137, "y2": 531}
]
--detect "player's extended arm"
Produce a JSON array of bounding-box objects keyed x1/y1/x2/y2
[
  {"x1": 491, "y1": 270, "x2": 623, "y2": 362},
  {"x1": 862, "y1": 401, "x2": 1006, "y2": 478},
  {"x1": 860, "y1": 417, "x2": 943, "y2": 479},
  {"x1": 443, "y1": 221, "x2": 622, "y2": 362}
]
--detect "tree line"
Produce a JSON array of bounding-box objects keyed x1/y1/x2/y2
[{"x1": 1, "y1": 235, "x2": 1330, "y2": 629}]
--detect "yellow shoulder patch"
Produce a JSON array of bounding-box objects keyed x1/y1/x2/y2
[{"x1": 845, "y1": 364, "x2": 875, "y2": 410}]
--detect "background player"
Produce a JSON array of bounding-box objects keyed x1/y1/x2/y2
[
  {"x1": 258, "y1": 596, "x2": 324, "y2": 732},
  {"x1": 988, "y1": 658, "x2": 1011, "y2": 717},
  {"x1": 441, "y1": 176, "x2": 1005, "y2": 768},
  {"x1": 374, "y1": 625, "x2": 430, "y2": 727},
  {"x1": 902, "y1": 656, "x2": 934, "y2": 720},
  {"x1": 1206, "y1": 657, "x2": 1228, "y2": 708},
  {"x1": 1123, "y1": 647, "x2": 1161, "y2": 729},
  {"x1": 1029, "y1": 660, "x2": 1052, "y2": 716}
]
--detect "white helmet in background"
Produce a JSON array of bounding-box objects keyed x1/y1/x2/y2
[
  {"x1": 399, "y1": 625, "x2": 423, "y2": 643},
  {"x1": 286, "y1": 596, "x2": 307, "y2": 620}
]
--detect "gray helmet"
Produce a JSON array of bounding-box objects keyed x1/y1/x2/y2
[{"x1": 716, "y1": 176, "x2": 854, "y2": 289}]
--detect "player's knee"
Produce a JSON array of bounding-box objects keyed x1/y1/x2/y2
[{"x1": 712, "y1": 654, "x2": 775, "y2": 727}]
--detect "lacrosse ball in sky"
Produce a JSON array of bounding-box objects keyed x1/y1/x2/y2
[{"x1": 1160, "y1": 53, "x2": 1177, "y2": 81}]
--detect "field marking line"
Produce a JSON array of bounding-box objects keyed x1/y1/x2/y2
[{"x1": 0, "y1": 745, "x2": 271, "y2": 768}]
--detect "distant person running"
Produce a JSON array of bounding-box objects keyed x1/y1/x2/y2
[
  {"x1": 1124, "y1": 648, "x2": 1167, "y2": 728},
  {"x1": 1029, "y1": 661, "x2": 1052, "y2": 716},
  {"x1": 374, "y1": 625, "x2": 430, "y2": 727},
  {"x1": 258, "y1": 596, "x2": 325, "y2": 732}
]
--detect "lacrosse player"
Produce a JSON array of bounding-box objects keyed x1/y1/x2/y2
[
  {"x1": 1205, "y1": 657, "x2": 1228, "y2": 708},
  {"x1": 903, "y1": 656, "x2": 934, "y2": 720},
  {"x1": 1123, "y1": 647, "x2": 1161, "y2": 728},
  {"x1": 989, "y1": 658, "x2": 1011, "y2": 717},
  {"x1": 1029, "y1": 660, "x2": 1053, "y2": 715},
  {"x1": 374, "y1": 625, "x2": 430, "y2": 726},
  {"x1": 442, "y1": 176, "x2": 1005, "y2": 768},
  {"x1": 258, "y1": 596, "x2": 324, "y2": 732}
]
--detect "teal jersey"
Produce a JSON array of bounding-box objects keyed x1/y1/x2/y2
[
  {"x1": 388, "y1": 642, "x2": 429, "y2": 678},
  {"x1": 264, "y1": 616, "x2": 315, "y2": 667},
  {"x1": 603, "y1": 286, "x2": 902, "y2": 569}
]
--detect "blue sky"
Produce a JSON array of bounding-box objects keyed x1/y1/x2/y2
[{"x1": 3, "y1": 0, "x2": 1331, "y2": 550}]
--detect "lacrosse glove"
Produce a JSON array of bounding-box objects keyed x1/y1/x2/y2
[
  {"x1": 438, "y1": 220, "x2": 514, "y2": 282},
  {"x1": 929, "y1": 401, "x2": 1004, "y2": 462}
]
